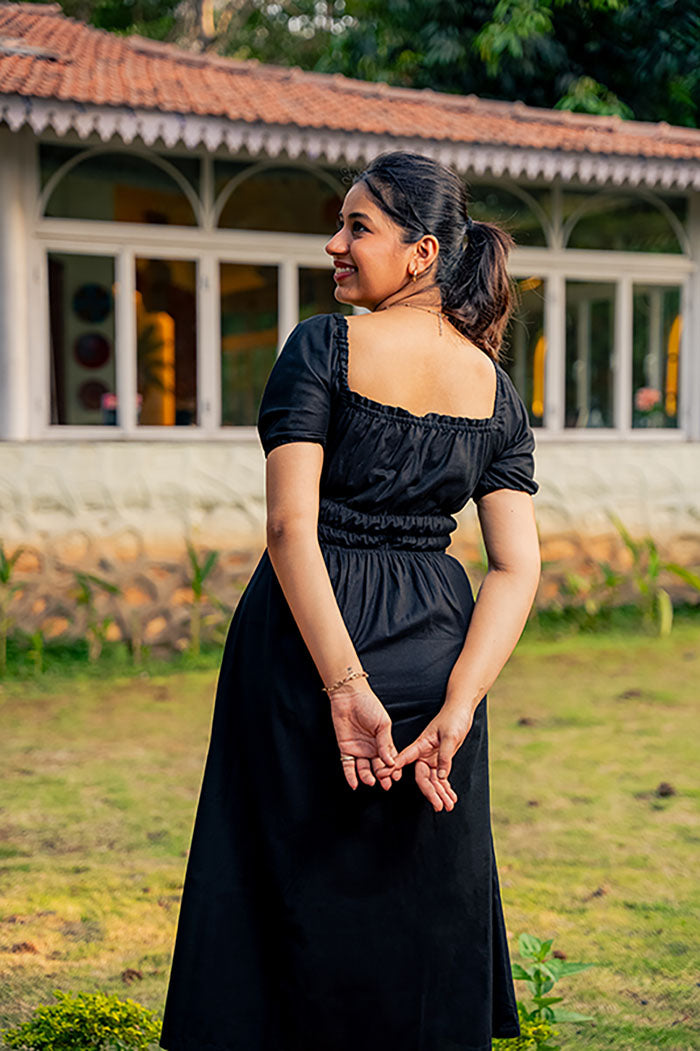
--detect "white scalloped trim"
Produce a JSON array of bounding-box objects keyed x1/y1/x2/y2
[{"x1": 2, "y1": 94, "x2": 700, "y2": 190}]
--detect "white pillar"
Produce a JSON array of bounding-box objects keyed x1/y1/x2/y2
[
  {"x1": 687, "y1": 192, "x2": 700, "y2": 441},
  {"x1": 0, "y1": 126, "x2": 34, "y2": 440}
]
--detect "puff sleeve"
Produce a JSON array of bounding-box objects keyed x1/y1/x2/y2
[
  {"x1": 256, "y1": 315, "x2": 334, "y2": 457},
  {"x1": 472, "y1": 371, "x2": 539, "y2": 500}
]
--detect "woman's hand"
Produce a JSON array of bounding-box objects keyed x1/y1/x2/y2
[
  {"x1": 392, "y1": 702, "x2": 477, "y2": 812},
  {"x1": 328, "y1": 684, "x2": 401, "y2": 791}
]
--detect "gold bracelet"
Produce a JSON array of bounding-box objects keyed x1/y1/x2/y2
[{"x1": 322, "y1": 667, "x2": 369, "y2": 696}]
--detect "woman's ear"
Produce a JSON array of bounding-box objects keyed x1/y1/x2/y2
[{"x1": 413, "y1": 234, "x2": 440, "y2": 273}]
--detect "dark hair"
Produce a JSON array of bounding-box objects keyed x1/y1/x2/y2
[{"x1": 352, "y1": 151, "x2": 514, "y2": 362}]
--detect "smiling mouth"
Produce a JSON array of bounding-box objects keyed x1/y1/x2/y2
[{"x1": 334, "y1": 264, "x2": 357, "y2": 279}]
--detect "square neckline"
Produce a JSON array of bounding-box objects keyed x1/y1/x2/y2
[{"x1": 332, "y1": 311, "x2": 503, "y2": 429}]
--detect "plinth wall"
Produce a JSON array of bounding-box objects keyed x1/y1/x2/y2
[{"x1": 1, "y1": 440, "x2": 698, "y2": 649}]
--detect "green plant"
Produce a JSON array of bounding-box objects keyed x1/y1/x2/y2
[
  {"x1": 74, "y1": 572, "x2": 121, "y2": 662},
  {"x1": 1, "y1": 989, "x2": 161, "y2": 1050},
  {"x1": 0, "y1": 542, "x2": 23, "y2": 676},
  {"x1": 28, "y1": 629, "x2": 45, "y2": 677},
  {"x1": 510, "y1": 933, "x2": 594, "y2": 1048},
  {"x1": 609, "y1": 514, "x2": 674, "y2": 636},
  {"x1": 664, "y1": 561, "x2": 700, "y2": 594},
  {"x1": 492, "y1": 1007, "x2": 558, "y2": 1050},
  {"x1": 555, "y1": 560, "x2": 623, "y2": 630},
  {"x1": 185, "y1": 541, "x2": 219, "y2": 656}
]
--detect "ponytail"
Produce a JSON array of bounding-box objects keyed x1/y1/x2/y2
[
  {"x1": 440, "y1": 220, "x2": 515, "y2": 363},
  {"x1": 352, "y1": 152, "x2": 516, "y2": 362}
]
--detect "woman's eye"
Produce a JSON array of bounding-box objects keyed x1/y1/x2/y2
[{"x1": 334, "y1": 220, "x2": 367, "y2": 234}]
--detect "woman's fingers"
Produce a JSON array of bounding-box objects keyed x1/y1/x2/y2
[
  {"x1": 415, "y1": 762, "x2": 444, "y2": 811},
  {"x1": 376, "y1": 722, "x2": 399, "y2": 769},
  {"x1": 371, "y1": 755, "x2": 394, "y2": 790},
  {"x1": 437, "y1": 732, "x2": 458, "y2": 780},
  {"x1": 340, "y1": 756, "x2": 358, "y2": 790},
  {"x1": 430, "y1": 767, "x2": 456, "y2": 810},
  {"x1": 393, "y1": 733, "x2": 435, "y2": 770},
  {"x1": 356, "y1": 757, "x2": 376, "y2": 786}
]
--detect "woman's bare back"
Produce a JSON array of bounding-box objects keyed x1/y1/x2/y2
[{"x1": 345, "y1": 309, "x2": 498, "y2": 420}]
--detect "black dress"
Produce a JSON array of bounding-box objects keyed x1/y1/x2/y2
[{"x1": 160, "y1": 312, "x2": 539, "y2": 1051}]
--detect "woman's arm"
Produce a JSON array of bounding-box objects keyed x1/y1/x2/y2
[
  {"x1": 392, "y1": 489, "x2": 540, "y2": 808},
  {"x1": 265, "y1": 441, "x2": 364, "y2": 686},
  {"x1": 264, "y1": 441, "x2": 401, "y2": 790},
  {"x1": 444, "y1": 488, "x2": 541, "y2": 712}
]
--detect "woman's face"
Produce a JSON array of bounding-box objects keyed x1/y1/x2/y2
[{"x1": 324, "y1": 181, "x2": 423, "y2": 310}]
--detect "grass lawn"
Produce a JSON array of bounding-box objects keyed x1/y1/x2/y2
[{"x1": 1, "y1": 622, "x2": 699, "y2": 1049}]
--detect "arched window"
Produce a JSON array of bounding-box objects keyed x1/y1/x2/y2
[
  {"x1": 564, "y1": 192, "x2": 687, "y2": 253},
  {"x1": 42, "y1": 147, "x2": 199, "y2": 226},
  {"x1": 215, "y1": 163, "x2": 344, "y2": 234},
  {"x1": 467, "y1": 184, "x2": 548, "y2": 247}
]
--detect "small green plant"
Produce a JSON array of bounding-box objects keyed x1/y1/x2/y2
[
  {"x1": 74, "y1": 572, "x2": 121, "y2": 662},
  {"x1": 0, "y1": 541, "x2": 23, "y2": 676},
  {"x1": 610, "y1": 514, "x2": 674, "y2": 636},
  {"x1": 664, "y1": 561, "x2": 700, "y2": 595},
  {"x1": 509, "y1": 933, "x2": 594, "y2": 1049},
  {"x1": 493, "y1": 1008, "x2": 558, "y2": 1050},
  {"x1": 28, "y1": 629, "x2": 45, "y2": 677},
  {"x1": 185, "y1": 541, "x2": 219, "y2": 656},
  {"x1": 1, "y1": 989, "x2": 161, "y2": 1050},
  {"x1": 556, "y1": 560, "x2": 622, "y2": 630}
]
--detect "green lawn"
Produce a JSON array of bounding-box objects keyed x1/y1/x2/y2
[{"x1": 1, "y1": 624, "x2": 699, "y2": 1049}]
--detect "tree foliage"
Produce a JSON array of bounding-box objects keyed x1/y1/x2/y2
[{"x1": 27, "y1": 0, "x2": 699, "y2": 126}]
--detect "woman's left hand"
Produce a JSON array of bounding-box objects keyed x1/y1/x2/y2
[
  {"x1": 328, "y1": 682, "x2": 400, "y2": 791},
  {"x1": 391, "y1": 702, "x2": 477, "y2": 812}
]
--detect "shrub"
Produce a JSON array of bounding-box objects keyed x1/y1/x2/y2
[
  {"x1": 2, "y1": 990, "x2": 161, "y2": 1050},
  {"x1": 493, "y1": 1007, "x2": 558, "y2": 1049}
]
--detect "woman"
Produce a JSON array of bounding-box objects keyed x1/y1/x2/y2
[{"x1": 160, "y1": 150, "x2": 541, "y2": 1051}]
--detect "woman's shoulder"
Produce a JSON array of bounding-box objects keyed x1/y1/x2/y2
[
  {"x1": 274, "y1": 313, "x2": 341, "y2": 384},
  {"x1": 493, "y1": 362, "x2": 530, "y2": 417},
  {"x1": 290, "y1": 312, "x2": 340, "y2": 334}
]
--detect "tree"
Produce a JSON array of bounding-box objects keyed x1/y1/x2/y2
[
  {"x1": 25, "y1": 0, "x2": 699, "y2": 126},
  {"x1": 317, "y1": 0, "x2": 699, "y2": 127}
]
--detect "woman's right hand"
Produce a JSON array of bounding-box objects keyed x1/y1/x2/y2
[
  {"x1": 392, "y1": 701, "x2": 475, "y2": 812},
  {"x1": 328, "y1": 683, "x2": 401, "y2": 791}
]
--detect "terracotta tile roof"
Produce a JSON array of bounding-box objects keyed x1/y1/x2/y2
[{"x1": 2, "y1": 1, "x2": 700, "y2": 163}]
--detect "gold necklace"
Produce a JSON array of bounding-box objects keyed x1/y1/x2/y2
[{"x1": 384, "y1": 302, "x2": 446, "y2": 335}]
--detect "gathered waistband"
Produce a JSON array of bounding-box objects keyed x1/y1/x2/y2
[{"x1": 317, "y1": 497, "x2": 455, "y2": 552}]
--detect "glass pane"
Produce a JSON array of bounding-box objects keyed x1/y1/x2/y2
[
  {"x1": 40, "y1": 143, "x2": 82, "y2": 190},
  {"x1": 468, "y1": 184, "x2": 548, "y2": 247},
  {"x1": 216, "y1": 164, "x2": 342, "y2": 234},
  {"x1": 220, "y1": 263, "x2": 278, "y2": 426},
  {"x1": 48, "y1": 252, "x2": 118, "y2": 426},
  {"x1": 565, "y1": 192, "x2": 686, "y2": 253},
  {"x1": 503, "y1": 276, "x2": 546, "y2": 427},
  {"x1": 565, "y1": 281, "x2": 615, "y2": 428},
  {"x1": 136, "y1": 258, "x2": 198, "y2": 426},
  {"x1": 632, "y1": 285, "x2": 681, "y2": 429},
  {"x1": 299, "y1": 266, "x2": 354, "y2": 321},
  {"x1": 45, "y1": 150, "x2": 197, "y2": 225}
]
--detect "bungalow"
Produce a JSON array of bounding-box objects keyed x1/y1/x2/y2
[{"x1": 1, "y1": 2, "x2": 699, "y2": 643}]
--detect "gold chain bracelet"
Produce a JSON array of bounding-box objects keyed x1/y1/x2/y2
[{"x1": 322, "y1": 667, "x2": 369, "y2": 696}]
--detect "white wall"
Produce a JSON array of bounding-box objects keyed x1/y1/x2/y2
[
  {"x1": 0, "y1": 127, "x2": 33, "y2": 441},
  {"x1": 2, "y1": 439, "x2": 698, "y2": 556}
]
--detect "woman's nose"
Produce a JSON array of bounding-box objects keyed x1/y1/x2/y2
[{"x1": 324, "y1": 229, "x2": 348, "y2": 256}]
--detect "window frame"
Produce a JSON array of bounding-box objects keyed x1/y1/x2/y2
[
  {"x1": 30, "y1": 140, "x2": 698, "y2": 442},
  {"x1": 510, "y1": 248, "x2": 694, "y2": 440}
]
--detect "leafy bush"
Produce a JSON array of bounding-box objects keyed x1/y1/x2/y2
[
  {"x1": 493, "y1": 1007, "x2": 558, "y2": 1049},
  {"x1": 1, "y1": 990, "x2": 161, "y2": 1050}
]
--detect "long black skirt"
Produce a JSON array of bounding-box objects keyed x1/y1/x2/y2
[{"x1": 159, "y1": 545, "x2": 520, "y2": 1051}]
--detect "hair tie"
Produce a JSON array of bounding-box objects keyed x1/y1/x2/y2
[{"x1": 465, "y1": 216, "x2": 474, "y2": 234}]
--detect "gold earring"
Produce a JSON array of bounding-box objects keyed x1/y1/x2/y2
[{"x1": 411, "y1": 269, "x2": 418, "y2": 283}]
